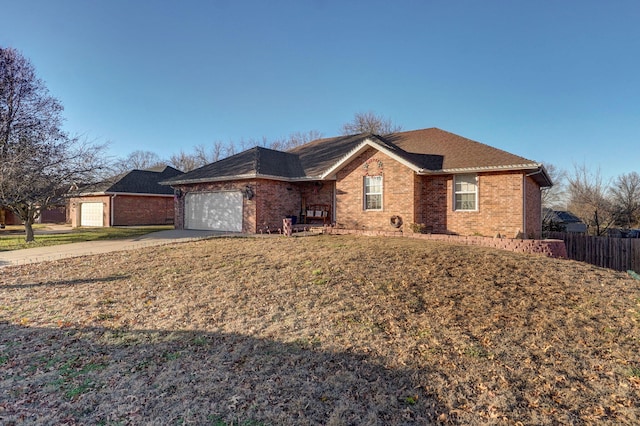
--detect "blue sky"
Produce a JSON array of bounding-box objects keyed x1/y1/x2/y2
[{"x1": 2, "y1": 0, "x2": 639, "y2": 182}]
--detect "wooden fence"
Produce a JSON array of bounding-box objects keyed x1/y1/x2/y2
[{"x1": 546, "y1": 232, "x2": 640, "y2": 273}]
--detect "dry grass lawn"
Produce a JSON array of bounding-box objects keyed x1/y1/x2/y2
[{"x1": 1, "y1": 235, "x2": 639, "y2": 425}]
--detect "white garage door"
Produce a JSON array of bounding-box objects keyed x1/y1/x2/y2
[
  {"x1": 185, "y1": 191, "x2": 243, "y2": 232},
  {"x1": 80, "y1": 202, "x2": 104, "y2": 227}
]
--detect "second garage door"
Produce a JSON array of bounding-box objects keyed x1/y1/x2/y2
[
  {"x1": 185, "y1": 191, "x2": 243, "y2": 232},
  {"x1": 80, "y1": 202, "x2": 104, "y2": 227}
]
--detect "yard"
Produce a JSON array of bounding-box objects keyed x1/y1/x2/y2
[
  {"x1": 1, "y1": 235, "x2": 639, "y2": 425},
  {"x1": 0, "y1": 225, "x2": 173, "y2": 251}
]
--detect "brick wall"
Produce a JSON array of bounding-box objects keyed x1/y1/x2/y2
[
  {"x1": 37, "y1": 206, "x2": 66, "y2": 223},
  {"x1": 524, "y1": 175, "x2": 542, "y2": 238},
  {"x1": 420, "y1": 175, "x2": 448, "y2": 233},
  {"x1": 255, "y1": 179, "x2": 303, "y2": 233},
  {"x1": 0, "y1": 208, "x2": 21, "y2": 225},
  {"x1": 335, "y1": 148, "x2": 415, "y2": 231},
  {"x1": 112, "y1": 195, "x2": 174, "y2": 226},
  {"x1": 445, "y1": 172, "x2": 529, "y2": 238}
]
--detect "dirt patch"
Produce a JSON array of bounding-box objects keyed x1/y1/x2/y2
[{"x1": 1, "y1": 235, "x2": 639, "y2": 424}]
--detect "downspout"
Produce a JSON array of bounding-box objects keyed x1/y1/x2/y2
[
  {"x1": 522, "y1": 175, "x2": 526, "y2": 236},
  {"x1": 110, "y1": 194, "x2": 116, "y2": 227},
  {"x1": 332, "y1": 183, "x2": 336, "y2": 226}
]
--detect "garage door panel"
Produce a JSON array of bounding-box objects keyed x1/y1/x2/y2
[
  {"x1": 185, "y1": 191, "x2": 242, "y2": 232},
  {"x1": 80, "y1": 202, "x2": 104, "y2": 227}
]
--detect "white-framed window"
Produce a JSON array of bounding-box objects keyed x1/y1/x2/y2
[
  {"x1": 454, "y1": 174, "x2": 478, "y2": 211},
  {"x1": 364, "y1": 175, "x2": 383, "y2": 210}
]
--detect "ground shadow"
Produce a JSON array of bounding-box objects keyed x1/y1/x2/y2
[
  {"x1": 1, "y1": 275, "x2": 130, "y2": 290},
  {"x1": 0, "y1": 323, "x2": 448, "y2": 425}
]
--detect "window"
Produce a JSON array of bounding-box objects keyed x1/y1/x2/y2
[
  {"x1": 364, "y1": 175, "x2": 383, "y2": 210},
  {"x1": 454, "y1": 174, "x2": 477, "y2": 211}
]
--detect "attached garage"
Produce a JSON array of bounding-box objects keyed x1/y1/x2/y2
[
  {"x1": 80, "y1": 202, "x2": 104, "y2": 227},
  {"x1": 185, "y1": 191, "x2": 243, "y2": 232}
]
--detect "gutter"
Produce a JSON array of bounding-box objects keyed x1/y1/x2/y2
[
  {"x1": 417, "y1": 163, "x2": 544, "y2": 175},
  {"x1": 522, "y1": 175, "x2": 526, "y2": 237},
  {"x1": 103, "y1": 192, "x2": 175, "y2": 197}
]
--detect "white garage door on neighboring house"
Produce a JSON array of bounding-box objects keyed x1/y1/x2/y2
[
  {"x1": 185, "y1": 191, "x2": 243, "y2": 232},
  {"x1": 80, "y1": 202, "x2": 104, "y2": 227}
]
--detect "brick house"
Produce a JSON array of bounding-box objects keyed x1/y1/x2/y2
[
  {"x1": 162, "y1": 128, "x2": 552, "y2": 237},
  {"x1": 68, "y1": 165, "x2": 183, "y2": 227},
  {"x1": 1, "y1": 203, "x2": 67, "y2": 228}
]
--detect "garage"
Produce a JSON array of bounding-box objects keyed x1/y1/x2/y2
[
  {"x1": 185, "y1": 191, "x2": 243, "y2": 232},
  {"x1": 80, "y1": 202, "x2": 104, "y2": 227}
]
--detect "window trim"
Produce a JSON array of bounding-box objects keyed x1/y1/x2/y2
[
  {"x1": 364, "y1": 175, "x2": 383, "y2": 211},
  {"x1": 454, "y1": 173, "x2": 478, "y2": 211}
]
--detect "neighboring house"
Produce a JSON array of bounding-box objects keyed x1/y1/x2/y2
[
  {"x1": 68, "y1": 165, "x2": 183, "y2": 227},
  {"x1": 1, "y1": 207, "x2": 19, "y2": 227},
  {"x1": 161, "y1": 128, "x2": 552, "y2": 237},
  {"x1": 1, "y1": 203, "x2": 66, "y2": 227},
  {"x1": 543, "y1": 208, "x2": 587, "y2": 233}
]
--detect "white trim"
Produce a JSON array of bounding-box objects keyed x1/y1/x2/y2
[
  {"x1": 364, "y1": 175, "x2": 383, "y2": 211},
  {"x1": 418, "y1": 163, "x2": 543, "y2": 175},
  {"x1": 162, "y1": 173, "x2": 323, "y2": 186},
  {"x1": 322, "y1": 138, "x2": 422, "y2": 180}
]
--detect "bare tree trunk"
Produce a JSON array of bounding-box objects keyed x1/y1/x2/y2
[
  {"x1": 24, "y1": 218, "x2": 35, "y2": 242},
  {"x1": 12, "y1": 203, "x2": 38, "y2": 243}
]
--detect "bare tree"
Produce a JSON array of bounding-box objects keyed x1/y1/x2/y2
[
  {"x1": 168, "y1": 139, "x2": 246, "y2": 172},
  {"x1": 0, "y1": 47, "x2": 108, "y2": 241},
  {"x1": 166, "y1": 131, "x2": 325, "y2": 173},
  {"x1": 566, "y1": 164, "x2": 613, "y2": 236},
  {"x1": 610, "y1": 171, "x2": 640, "y2": 229},
  {"x1": 168, "y1": 149, "x2": 199, "y2": 172},
  {"x1": 206, "y1": 141, "x2": 228, "y2": 163},
  {"x1": 541, "y1": 163, "x2": 567, "y2": 231},
  {"x1": 541, "y1": 163, "x2": 566, "y2": 209},
  {"x1": 269, "y1": 130, "x2": 323, "y2": 151},
  {"x1": 340, "y1": 111, "x2": 403, "y2": 135},
  {"x1": 114, "y1": 150, "x2": 164, "y2": 173}
]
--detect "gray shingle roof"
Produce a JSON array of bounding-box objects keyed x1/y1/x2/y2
[
  {"x1": 163, "y1": 147, "x2": 305, "y2": 185},
  {"x1": 82, "y1": 165, "x2": 183, "y2": 195}
]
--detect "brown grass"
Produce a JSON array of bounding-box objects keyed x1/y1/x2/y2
[{"x1": 1, "y1": 235, "x2": 639, "y2": 425}]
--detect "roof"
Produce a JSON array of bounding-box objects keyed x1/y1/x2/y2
[
  {"x1": 79, "y1": 165, "x2": 183, "y2": 195},
  {"x1": 162, "y1": 128, "x2": 552, "y2": 187},
  {"x1": 544, "y1": 209, "x2": 583, "y2": 224},
  {"x1": 163, "y1": 147, "x2": 305, "y2": 185}
]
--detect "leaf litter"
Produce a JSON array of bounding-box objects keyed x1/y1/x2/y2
[{"x1": 1, "y1": 235, "x2": 639, "y2": 424}]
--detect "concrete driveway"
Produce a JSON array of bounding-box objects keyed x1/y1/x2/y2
[{"x1": 0, "y1": 229, "x2": 230, "y2": 267}]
